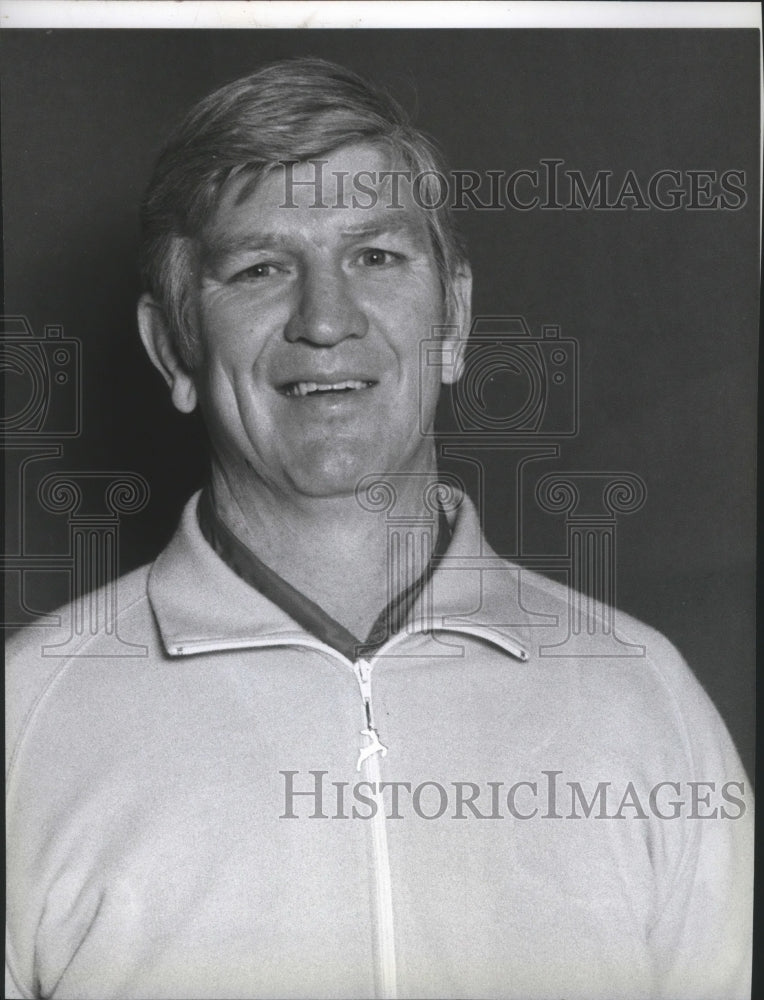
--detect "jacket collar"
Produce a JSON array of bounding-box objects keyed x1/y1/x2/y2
[{"x1": 148, "y1": 491, "x2": 531, "y2": 664}]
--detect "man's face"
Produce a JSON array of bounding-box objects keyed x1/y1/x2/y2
[{"x1": 172, "y1": 142, "x2": 468, "y2": 499}]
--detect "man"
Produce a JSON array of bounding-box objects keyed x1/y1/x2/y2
[{"x1": 5, "y1": 58, "x2": 753, "y2": 1000}]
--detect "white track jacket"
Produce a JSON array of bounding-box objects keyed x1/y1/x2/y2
[{"x1": 5, "y1": 492, "x2": 753, "y2": 999}]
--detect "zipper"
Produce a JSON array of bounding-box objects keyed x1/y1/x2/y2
[
  {"x1": 354, "y1": 657, "x2": 388, "y2": 770},
  {"x1": 168, "y1": 629, "x2": 527, "y2": 998},
  {"x1": 171, "y1": 634, "x2": 401, "y2": 997},
  {"x1": 356, "y1": 657, "x2": 374, "y2": 728},
  {"x1": 353, "y1": 657, "x2": 397, "y2": 1000}
]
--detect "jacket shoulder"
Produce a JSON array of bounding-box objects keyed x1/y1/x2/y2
[
  {"x1": 5, "y1": 562, "x2": 154, "y2": 768},
  {"x1": 514, "y1": 562, "x2": 679, "y2": 655},
  {"x1": 511, "y1": 563, "x2": 744, "y2": 774}
]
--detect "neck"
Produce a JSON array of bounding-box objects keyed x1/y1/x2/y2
[{"x1": 207, "y1": 458, "x2": 444, "y2": 639}]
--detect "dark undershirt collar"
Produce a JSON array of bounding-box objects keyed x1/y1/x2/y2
[{"x1": 197, "y1": 488, "x2": 452, "y2": 662}]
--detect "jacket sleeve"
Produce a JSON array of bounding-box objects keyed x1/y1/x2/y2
[
  {"x1": 646, "y1": 632, "x2": 753, "y2": 999},
  {"x1": 6, "y1": 625, "x2": 66, "y2": 1000},
  {"x1": 5, "y1": 959, "x2": 29, "y2": 1000}
]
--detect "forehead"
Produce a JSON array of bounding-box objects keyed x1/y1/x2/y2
[{"x1": 201, "y1": 141, "x2": 434, "y2": 252}]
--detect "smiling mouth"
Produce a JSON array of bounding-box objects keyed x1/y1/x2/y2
[{"x1": 280, "y1": 379, "x2": 376, "y2": 398}]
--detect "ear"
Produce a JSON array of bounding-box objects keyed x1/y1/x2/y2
[
  {"x1": 440, "y1": 265, "x2": 472, "y2": 386},
  {"x1": 137, "y1": 293, "x2": 198, "y2": 414}
]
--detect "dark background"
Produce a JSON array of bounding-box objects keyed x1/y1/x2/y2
[{"x1": 1, "y1": 30, "x2": 758, "y2": 778}]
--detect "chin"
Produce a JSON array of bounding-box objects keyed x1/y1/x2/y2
[{"x1": 285, "y1": 449, "x2": 379, "y2": 500}]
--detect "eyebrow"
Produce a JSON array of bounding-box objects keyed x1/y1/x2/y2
[
  {"x1": 338, "y1": 218, "x2": 426, "y2": 240},
  {"x1": 203, "y1": 231, "x2": 294, "y2": 261}
]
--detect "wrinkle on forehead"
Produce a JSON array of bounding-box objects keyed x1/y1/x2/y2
[{"x1": 200, "y1": 142, "x2": 435, "y2": 261}]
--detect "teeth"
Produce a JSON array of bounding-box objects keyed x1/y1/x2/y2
[{"x1": 284, "y1": 380, "x2": 372, "y2": 397}]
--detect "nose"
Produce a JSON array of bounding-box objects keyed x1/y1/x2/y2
[{"x1": 284, "y1": 265, "x2": 369, "y2": 345}]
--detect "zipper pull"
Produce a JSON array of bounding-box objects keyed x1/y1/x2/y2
[
  {"x1": 357, "y1": 727, "x2": 388, "y2": 772},
  {"x1": 354, "y1": 659, "x2": 388, "y2": 771}
]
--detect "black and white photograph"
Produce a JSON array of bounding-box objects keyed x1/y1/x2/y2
[{"x1": 3, "y1": 2, "x2": 759, "y2": 998}]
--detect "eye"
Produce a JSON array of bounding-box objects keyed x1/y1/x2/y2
[
  {"x1": 358, "y1": 248, "x2": 401, "y2": 267},
  {"x1": 233, "y1": 262, "x2": 280, "y2": 281}
]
